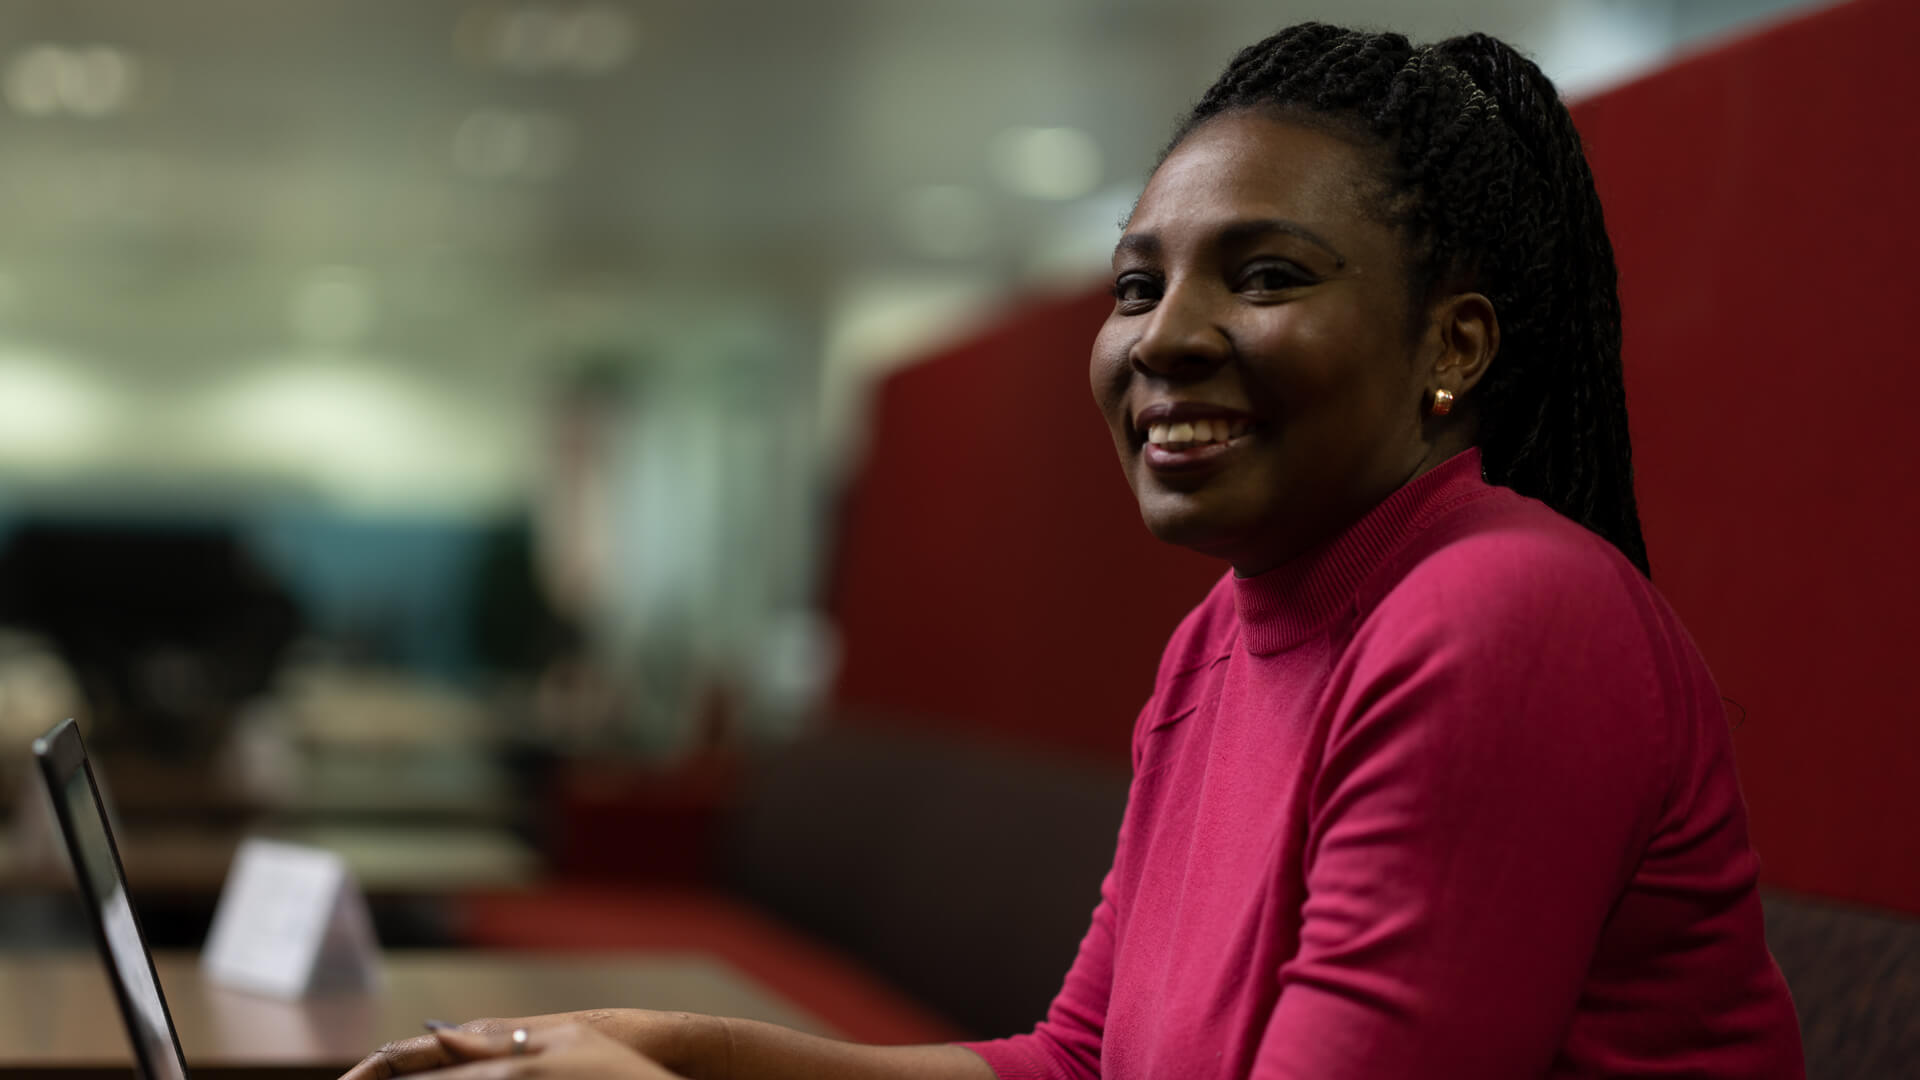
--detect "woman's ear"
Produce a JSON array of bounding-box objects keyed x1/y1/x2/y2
[{"x1": 1429, "y1": 291, "x2": 1499, "y2": 397}]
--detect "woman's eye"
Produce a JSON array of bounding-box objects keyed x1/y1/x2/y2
[
  {"x1": 1238, "y1": 262, "x2": 1312, "y2": 293},
  {"x1": 1111, "y1": 273, "x2": 1161, "y2": 307}
]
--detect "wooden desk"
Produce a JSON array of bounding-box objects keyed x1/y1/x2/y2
[{"x1": 0, "y1": 950, "x2": 837, "y2": 1077}]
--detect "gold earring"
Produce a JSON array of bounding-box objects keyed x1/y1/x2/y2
[{"x1": 1429, "y1": 388, "x2": 1455, "y2": 417}]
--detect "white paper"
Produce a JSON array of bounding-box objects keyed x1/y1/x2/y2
[{"x1": 202, "y1": 838, "x2": 381, "y2": 999}]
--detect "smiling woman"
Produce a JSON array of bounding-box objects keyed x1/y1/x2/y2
[{"x1": 343, "y1": 21, "x2": 1804, "y2": 1080}]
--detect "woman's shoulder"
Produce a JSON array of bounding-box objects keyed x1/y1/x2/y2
[
  {"x1": 1357, "y1": 485, "x2": 1682, "y2": 669},
  {"x1": 1327, "y1": 487, "x2": 1731, "y2": 852}
]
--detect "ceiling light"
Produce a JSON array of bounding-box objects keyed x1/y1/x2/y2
[
  {"x1": 990, "y1": 126, "x2": 1103, "y2": 202},
  {"x1": 456, "y1": 3, "x2": 636, "y2": 76},
  {"x1": 557, "y1": 5, "x2": 635, "y2": 74},
  {"x1": 451, "y1": 108, "x2": 575, "y2": 180},
  {"x1": 2, "y1": 44, "x2": 137, "y2": 118},
  {"x1": 496, "y1": 6, "x2": 567, "y2": 72},
  {"x1": 4, "y1": 47, "x2": 65, "y2": 116}
]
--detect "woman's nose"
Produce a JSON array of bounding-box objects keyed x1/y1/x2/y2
[{"x1": 1129, "y1": 286, "x2": 1229, "y2": 378}]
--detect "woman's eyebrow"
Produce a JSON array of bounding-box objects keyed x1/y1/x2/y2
[
  {"x1": 1113, "y1": 232, "x2": 1159, "y2": 261},
  {"x1": 1113, "y1": 219, "x2": 1349, "y2": 268},
  {"x1": 1220, "y1": 218, "x2": 1349, "y2": 268}
]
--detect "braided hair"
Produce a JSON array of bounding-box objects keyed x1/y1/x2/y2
[{"x1": 1167, "y1": 24, "x2": 1649, "y2": 576}]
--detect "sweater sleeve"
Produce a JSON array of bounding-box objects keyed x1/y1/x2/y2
[{"x1": 1253, "y1": 532, "x2": 1674, "y2": 1079}]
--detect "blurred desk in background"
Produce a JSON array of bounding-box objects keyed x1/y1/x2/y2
[
  {"x1": 0, "y1": 949, "x2": 836, "y2": 1078},
  {"x1": 0, "y1": 824, "x2": 538, "y2": 896}
]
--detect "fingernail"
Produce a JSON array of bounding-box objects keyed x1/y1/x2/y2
[{"x1": 424, "y1": 1020, "x2": 457, "y2": 1031}]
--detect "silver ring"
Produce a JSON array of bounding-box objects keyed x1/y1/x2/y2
[{"x1": 510, "y1": 1028, "x2": 530, "y2": 1055}]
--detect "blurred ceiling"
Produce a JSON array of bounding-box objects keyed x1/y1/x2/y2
[
  {"x1": 0, "y1": 0, "x2": 1830, "y2": 361},
  {"x1": 0, "y1": 0, "x2": 1830, "y2": 508}
]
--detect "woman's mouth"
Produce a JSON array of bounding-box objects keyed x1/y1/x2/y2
[{"x1": 1140, "y1": 417, "x2": 1259, "y2": 472}]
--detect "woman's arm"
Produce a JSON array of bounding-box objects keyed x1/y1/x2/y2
[
  {"x1": 343, "y1": 702, "x2": 1150, "y2": 1080},
  {"x1": 1251, "y1": 543, "x2": 1671, "y2": 1078},
  {"x1": 340, "y1": 1010, "x2": 995, "y2": 1080},
  {"x1": 688, "y1": 1017, "x2": 995, "y2": 1080}
]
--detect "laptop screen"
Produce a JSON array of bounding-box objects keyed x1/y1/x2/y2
[{"x1": 35, "y1": 720, "x2": 190, "y2": 1080}]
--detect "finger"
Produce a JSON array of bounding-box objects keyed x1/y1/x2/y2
[
  {"x1": 339, "y1": 1033, "x2": 458, "y2": 1080},
  {"x1": 410, "y1": 1058, "x2": 526, "y2": 1080},
  {"x1": 430, "y1": 1026, "x2": 540, "y2": 1062}
]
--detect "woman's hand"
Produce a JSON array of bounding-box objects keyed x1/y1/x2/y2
[
  {"x1": 414, "y1": 1023, "x2": 684, "y2": 1079},
  {"x1": 339, "y1": 1010, "x2": 713, "y2": 1080},
  {"x1": 339, "y1": 1009, "x2": 992, "y2": 1080}
]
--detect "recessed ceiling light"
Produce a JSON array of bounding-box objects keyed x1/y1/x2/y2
[
  {"x1": 3, "y1": 47, "x2": 64, "y2": 116},
  {"x1": 2, "y1": 44, "x2": 138, "y2": 118},
  {"x1": 990, "y1": 126, "x2": 1103, "y2": 202},
  {"x1": 456, "y1": 3, "x2": 636, "y2": 76},
  {"x1": 451, "y1": 108, "x2": 576, "y2": 180},
  {"x1": 559, "y1": 5, "x2": 635, "y2": 74}
]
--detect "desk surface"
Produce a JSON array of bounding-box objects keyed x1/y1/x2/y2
[{"x1": 0, "y1": 950, "x2": 836, "y2": 1071}]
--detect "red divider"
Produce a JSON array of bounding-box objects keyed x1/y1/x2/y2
[
  {"x1": 1574, "y1": 0, "x2": 1920, "y2": 914},
  {"x1": 829, "y1": 289, "x2": 1223, "y2": 761}
]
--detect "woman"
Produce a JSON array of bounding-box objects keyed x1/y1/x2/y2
[{"x1": 348, "y1": 23, "x2": 1803, "y2": 1080}]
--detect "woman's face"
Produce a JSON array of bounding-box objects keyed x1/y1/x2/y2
[{"x1": 1092, "y1": 109, "x2": 1458, "y2": 576}]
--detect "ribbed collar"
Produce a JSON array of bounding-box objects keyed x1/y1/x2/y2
[{"x1": 1232, "y1": 448, "x2": 1488, "y2": 655}]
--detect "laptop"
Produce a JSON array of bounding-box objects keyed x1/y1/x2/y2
[{"x1": 32, "y1": 717, "x2": 192, "y2": 1080}]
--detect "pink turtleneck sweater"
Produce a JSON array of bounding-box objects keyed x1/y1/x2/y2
[{"x1": 960, "y1": 450, "x2": 1802, "y2": 1079}]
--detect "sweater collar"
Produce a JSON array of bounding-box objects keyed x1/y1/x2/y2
[{"x1": 1231, "y1": 448, "x2": 1488, "y2": 655}]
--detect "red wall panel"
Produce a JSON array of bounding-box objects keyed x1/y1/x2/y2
[
  {"x1": 829, "y1": 290, "x2": 1222, "y2": 759},
  {"x1": 1573, "y1": 0, "x2": 1920, "y2": 913}
]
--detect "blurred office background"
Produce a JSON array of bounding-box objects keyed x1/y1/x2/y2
[
  {"x1": 2, "y1": 0, "x2": 1914, "y2": 1074},
  {"x1": 0, "y1": 0, "x2": 1828, "y2": 749}
]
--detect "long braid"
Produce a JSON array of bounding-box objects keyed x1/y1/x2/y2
[
  {"x1": 1167, "y1": 24, "x2": 1651, "y2": 576},
  {"x1": 1431, "y1": 35, "x2": 1643, "y2": 570}
]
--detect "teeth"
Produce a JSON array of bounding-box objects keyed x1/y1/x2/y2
[{"x1": 1144, "y1": 416, "x2": 1257, "y2": 447}]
